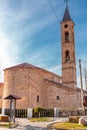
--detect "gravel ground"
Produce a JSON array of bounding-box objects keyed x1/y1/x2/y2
[{"x1": 0, "y1": 117, "x2": 68, "y2": 130}]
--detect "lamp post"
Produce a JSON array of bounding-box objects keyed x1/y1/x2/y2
[{"x1": 4, "y1": 94, "x2": 21, "y2": 128}]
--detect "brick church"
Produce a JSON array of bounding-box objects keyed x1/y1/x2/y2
[{"x1": 0, "y1": 3, "x2": 87, "y2": 113}]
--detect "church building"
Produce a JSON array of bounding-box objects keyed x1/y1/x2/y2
[{"x1": 0, "y1": 2, "x2": 87, "y2": 115}]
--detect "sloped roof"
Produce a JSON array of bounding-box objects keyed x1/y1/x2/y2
[
  {"x1": 5, "y1": 63, "x2": 39, "y2": 70},
  {"x1": 4, "y1": 62, "x2": 61, "y2": 80},
  {"x1": 62, "y1": 6, "x2": 72, "y2": 22},
  {"x1": 44, "y1": 78, "x2": 87, "y2": 93},
  {"x1": 44, "y1": 78, "x2": 74, "y2": 91},
  {"x1": 4, "y1": 94, "x2": 21, "y2": 100}
]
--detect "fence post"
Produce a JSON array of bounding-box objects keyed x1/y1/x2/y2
[
  {"x1": 1, "y1": 108, "x2": 5, "y2": 115},
  {"x1": 27, "y1": 108, "x2": 32, "y2": 118},
  {"x1": 54, "y1": 108, "x2": 59, "y2": 117},
  {"x1": 54, "y1": 108, "x2": 56, "y2": 117}
]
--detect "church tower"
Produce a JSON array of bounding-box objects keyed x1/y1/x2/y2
[{"x1": 61, "y1": 3, "x2": 77, "y2": 88}]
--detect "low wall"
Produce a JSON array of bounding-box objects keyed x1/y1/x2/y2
[{"x1": 54, "y1": 108, "x2": 85, "y2": 117}]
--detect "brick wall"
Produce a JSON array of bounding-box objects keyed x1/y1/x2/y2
[
  {"x1": 43, "y1": 79, "x2": 82, "y2": 110},
  {"x1": 3, "y1": 66, "x2": 61, "y2": 109},
  {"x1": 2, "y1": 65, "x2": 87, "y2": 110}
]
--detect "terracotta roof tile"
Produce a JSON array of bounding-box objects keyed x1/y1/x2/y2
[{"x1": 5, "y1": 63, "x2": 38, "y2": 70}]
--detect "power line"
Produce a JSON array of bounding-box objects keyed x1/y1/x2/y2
[
  {"x1": 79, "y1": 59, "x2": 84, "y2": 110},
  {"x1": 47, "y1": 0, "x2": 58, "y2": 21}
]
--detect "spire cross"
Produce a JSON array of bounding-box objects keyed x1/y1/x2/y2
[{"x1": 64, "y1": 0, "x2": 68, "y2": 7}]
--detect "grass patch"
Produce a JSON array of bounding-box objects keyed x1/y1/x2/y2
[
  {"x1": 52, "y1": 122, "x2": 87, "y2": 129},
  {"x1": 0, "y1": 122, "x2": 9, "y2": 128},
  {"x1": 29, "y1": 117, "x2": 53, "y2": 122}
]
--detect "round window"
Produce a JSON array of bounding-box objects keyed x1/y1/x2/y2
[{"x1": 64, "y1": 24, "x2": 68, "y2": 28}]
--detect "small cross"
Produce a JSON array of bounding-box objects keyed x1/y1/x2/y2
[{"x1": 64, "y1": 0, "x2": 68, "y2": 7}]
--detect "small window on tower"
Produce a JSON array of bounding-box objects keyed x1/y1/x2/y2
[
  {"x1": 65, "y1": 32, "x2": 69, "y2": 42},
  {"x1": 73, "y1": 51, "x2": 75, "y2": 62},
  {"x1": 56, "y1": 96, "x2": 60, "y2": 100},
  {"x1": 66, "y1": 51, "x2": 70, "y2": 62},
  {"x1": 37, "y1": 95, "x2": 39, "y2": 102}
]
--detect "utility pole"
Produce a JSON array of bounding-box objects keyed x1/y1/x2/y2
[{"x1": 79, "y1": 59, "x2": 84, "y2": 110}]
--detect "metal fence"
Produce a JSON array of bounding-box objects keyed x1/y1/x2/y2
[
  {"x1": 5, "y1": 108, "x2": 54, "y2": 118},
  {"x1": 5, "y1": 109, "x2": 27, "y2": 118}
]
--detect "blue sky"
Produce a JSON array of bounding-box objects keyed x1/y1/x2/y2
[{"x1": 0, "y1": 0, "x2": 87, "y2": 87}]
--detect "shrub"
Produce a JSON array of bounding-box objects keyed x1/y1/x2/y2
[
  {"x1": 34, "y1": 107, "x2": 44, "y2": 113},
  {"x1": 33, "y1": 107, "x2": 44, "y2": 117}
]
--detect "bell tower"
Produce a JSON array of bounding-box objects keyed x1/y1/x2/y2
[{"x1": 61, "y1": 2, "x2": 77, "y2": 88}]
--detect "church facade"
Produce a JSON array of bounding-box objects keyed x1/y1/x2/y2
[
  {"x1": 2, "y1": 63, "x2": 83, "y2": 110},
  {"x1": 0, "y1": 4, "x2": 87, "y2": 113}
]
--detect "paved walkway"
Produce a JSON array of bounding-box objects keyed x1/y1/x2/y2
[{"x1": 0, "y1": 118, "x2": 68, "y2": 130}]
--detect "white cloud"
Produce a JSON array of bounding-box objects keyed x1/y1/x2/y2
[
  {"x1": 0, "y1": 33, "x2": 20, "y2": 68},
  {"x1": 0, "y1": 0, "x2": 59, "y2": 70},
  {"x1": 0, "y1": 0, "x2": 86, "y2": 88},
  {"x1": 0, "y1": 32, "x2": 21, "y2": 82}
]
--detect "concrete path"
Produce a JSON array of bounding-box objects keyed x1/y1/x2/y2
[{"x1": 0, "y1": 117, "x2": 68, "y2": 130}]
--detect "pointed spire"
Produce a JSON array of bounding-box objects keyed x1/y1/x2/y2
[{"x1": 62, "y1": 0, "x2": 72, "y2": 22}]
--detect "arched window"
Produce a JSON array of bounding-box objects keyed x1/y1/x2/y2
[
  {"x1": 65, "y1": 51, "x2": 70, "y2": 62},
  {"x1": 37, "y1": 95, "x2": 39, "y2": 102},
  {"x1": 65, "y1": 32, "x2": 69, "y2": 42},
  {"x1": 56, "y1": 96, "x2": 60, "y2": 100}
]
